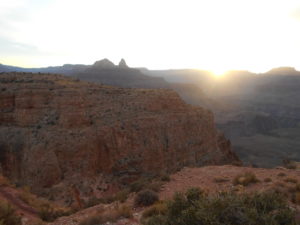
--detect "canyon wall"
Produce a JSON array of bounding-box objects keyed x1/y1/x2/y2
[{"x1": 0, "y1": 73, "x2": 239, "y2": 204}]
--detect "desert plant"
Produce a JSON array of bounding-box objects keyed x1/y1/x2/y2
[
  {"x1": 19, "y1": 189, "x2": 71, "y2": 222},
  {"x1": 142, "y1": 201, "x2": 167, "y2": 219},
  {"x1": 185, "y1": 187, "x2": 204, "y2": 202},
  {"x1": 0, "y1": 200, "x2": 21, "y2": 225},
  {"x1": 134, "y1": 189, "x2": 159, "y2": 207},
  {"x1": 277, "y1": 172, "x2": 286, "y2": 177},
  {"x1": 115, "y1": 204, "x2": 132, "y2": 219},
  {"x1": 143, "y1": 189, "x2": 296, "y2": 225},
  {"x1": 233, "y1": 172, "x2": 259, "y2": 186}
]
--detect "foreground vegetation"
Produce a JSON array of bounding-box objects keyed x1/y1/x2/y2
[
  {"x1": 0, "y1": 200, "x2": 21, "y2": 225},
  {"x1": 142, "y1": 187, "x2": 297, "y2": 225}
]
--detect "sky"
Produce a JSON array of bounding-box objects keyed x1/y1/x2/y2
[{"x1": 1, "y1": 0, "x2": 300, "y2": 74}]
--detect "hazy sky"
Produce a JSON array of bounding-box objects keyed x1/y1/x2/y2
[{"x1": 1, "y1": 0, "x2": 300, "y2": 74}]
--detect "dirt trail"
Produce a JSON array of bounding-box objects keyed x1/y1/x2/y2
[{"x1": 0, "y1": 186, "x2": 38, "y2": 219}]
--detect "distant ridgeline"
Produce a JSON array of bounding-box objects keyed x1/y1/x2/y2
[{"x1": 0, "y1": 59, "x2": 169, "y2": 89}]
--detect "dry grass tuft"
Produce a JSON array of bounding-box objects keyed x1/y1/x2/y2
[
  {"x1": 233, "y1": 172, "x2": 259, "y2": 186},
  {"x1": 79, "y1": 204, "x2": 132, "y2": 225}
]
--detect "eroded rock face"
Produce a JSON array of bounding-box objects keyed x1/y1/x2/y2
[{"x1": 0, "y1": 73, "x2": 239, "y2": 203}]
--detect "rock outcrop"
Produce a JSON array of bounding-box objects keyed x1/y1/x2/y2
[
  {"x1": 0, "y1": 72, "x2": 239, "y2": 204},
  {"x1": 118, "y1": 58, "x2": 128, "y2": 68},
  {"x1": 92, "y1": 58, "x2": 116, "y2": 69}
]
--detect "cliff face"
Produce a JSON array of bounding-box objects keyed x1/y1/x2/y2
[{"x1": 0, "y1": 73, "x2": 239, "y2": 203}]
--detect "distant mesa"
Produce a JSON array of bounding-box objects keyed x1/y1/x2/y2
[
  {"x1": 93, "y1": 58, "x2": 116, "y2": 69},
  {"x1": 119, "y1": 58, "x2": 129, "y2": 68}
]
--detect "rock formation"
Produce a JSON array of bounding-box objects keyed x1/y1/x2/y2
[
  {"x1": 118, "y1": 58, "x2": 128, "y2": 68},
  {"x1": 92, "y1": 58, "x2": 116, "y2": 69},
  {"x1": 0, "y1": 72, "x2": 239, "y2": 204}
]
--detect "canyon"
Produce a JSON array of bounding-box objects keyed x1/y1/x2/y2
[{"x1": 0, "y1": 72, "x2": 239, "y2": 206}]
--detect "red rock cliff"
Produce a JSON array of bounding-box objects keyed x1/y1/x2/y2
[{"x1": 0, "y1": 73, "x2": 239, "y2": 203}]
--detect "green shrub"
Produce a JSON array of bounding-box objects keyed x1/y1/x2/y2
[
  {"x1": 143, "y1": 189, "x2": 296, "y2": 225},
  {"x1": 0, "y1": 200, "x2": 21, "y2": 225},
  {"x1": 233, "y1": 172, "x2": 259, "y2": 186},
  {"x1": 134, "y1": 189, "x2": 159, "y2": 207},
  {"x1": 185, "y1": 187, "x2": 204, "y2": 202}
]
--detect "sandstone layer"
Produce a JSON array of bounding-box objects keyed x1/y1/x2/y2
[{"x1": 0, "y1": 72, "x2": 239, "y2": 204}]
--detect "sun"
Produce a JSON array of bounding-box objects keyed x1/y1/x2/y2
[{"x1": 210, "y1": 68, "x2": 227, "y2": 78}]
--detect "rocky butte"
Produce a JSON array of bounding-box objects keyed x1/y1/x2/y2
[{"x1": 0, "y1": 72, "x2": 239, "y2": 205}]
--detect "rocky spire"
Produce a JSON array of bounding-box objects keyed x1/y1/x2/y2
[{"x1": 118, "y1": 58, "x2": 129, "y2": 68}]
